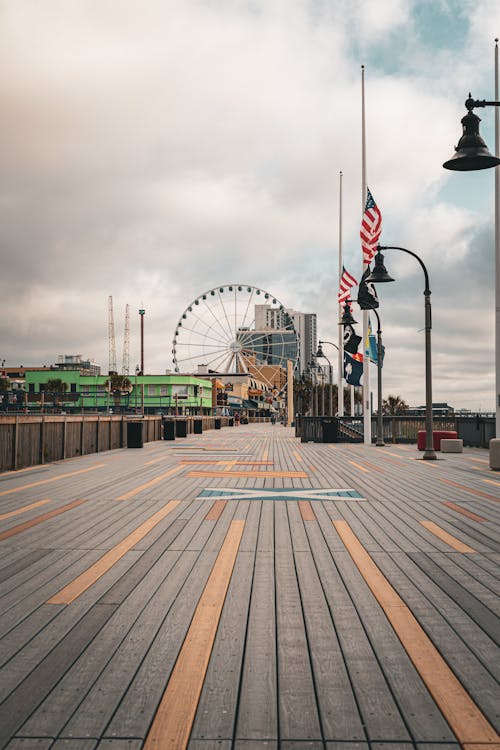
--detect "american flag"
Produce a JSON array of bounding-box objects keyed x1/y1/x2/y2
[
  {"x1": 360, "y1": 187, "x2": 382, "y2": 265},
  {"x1": 338, "y1": 266, "x2": 358, "y2": 304}
]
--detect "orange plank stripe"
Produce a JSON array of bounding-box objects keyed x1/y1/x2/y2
[
  {"x1": 0, "y1": 499, "x2": 88, "y2": 542},
  {"x1": 179, "y1": 460, "x2": 273, "y2": 466},
  {"x1": 293, "y1": 450, "x2": 303, "y2": 462},
  {"x1": 187, "y1": 470, "x2": 308, "y2": 478},
  {"x1": 0, "y1": 464, "x2": 105, "y2": 497},
  {"x1": 205, "y1": 499, "x2": 228, "y2": 521},
  {"x1": 348, "y1": 460, "x2": 369, "y2": 473},
  {"x1": 442, "y1": 501, "x2": 486, "y2": 523},
  {"x1": 381, "y1": 450, "x2": 407, "y2": 459},
  {"x1": 298, "y1": 500, "x2": 316, "y2": 521},
  {"x1": 420, "y1": 520, "x2": 476, "y2": 553},
  {"x1": 0, "y1": 498, "x2": 51, "y2": 521},
  {"x1": 440, "y1": 478, "x2": 500, "y2": 503},
  {"x1": 144, "y1": 520, "x2": 244, "y2": 749},
  {"x1": 47, "y1": 500, "x2": 180, "y2": 605},
  {"x1": 482, "y1": 478, "x2": 500, "y2": 487},
  {"x1": 116, "y1": 466, "x2": 183, "y2": 501},
  {"x1": 333, "y1": 520, "x2": 500, "y2": 746}
]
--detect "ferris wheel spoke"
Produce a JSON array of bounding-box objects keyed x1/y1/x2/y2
[
  {"x1": 176, "y1": 325, "x2": 229, "y2": 348},
  {"x1": 238, "y1": 330, "x2": 270, "y2": 348},
  {"x1": 188, "y1": 307, "x2": 225, "y2": 340},
  {"x1": 217, "y1": 290, "x2": 236, "y2": 342},
  {"x1": 174, "y1": 341, "x2": 231, "y2": 350},
  {"x1": 239, "y1": 289, "x2": 255, "y2": 332},
  {"x1": 202, "y1": 299, "x2": 234, "y2": 344},
  {"x1": 236, "y1": 351, "x2": 249, "y2": 373},
  {"x1": 175, "y1": 346, "x2": 230, "y2": 366}
]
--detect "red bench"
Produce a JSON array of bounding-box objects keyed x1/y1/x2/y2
[{"x1": 417, "y1": 430, "x2": 458, "y2": 451}]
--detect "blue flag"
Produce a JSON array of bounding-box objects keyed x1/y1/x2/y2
[{"x1": 344, "y1": 351, "x2": 363, "y2": 386}]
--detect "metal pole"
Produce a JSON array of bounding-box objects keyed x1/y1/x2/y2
[
  {"x1": 372, "y1": 309, "x2": 385, "y2": 447},
  {"x1": 495, "y1": 39, "x2": 500, "y2": 437},
  {"x1": 338, "y1": 171, "x2": 344, "y2": 416},
  {"x1": 379, "y1": 245, "x2": 436, "y2": 459}
]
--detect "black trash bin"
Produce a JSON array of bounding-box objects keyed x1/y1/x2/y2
[
  {"x1": 214, "y1": 418, "x2": 221, "y2": 430},
  {"x1": 175, "y1": 419, "x2": 188, "y2": 438},
  {"x1": 321, "y1": 418, "x2": 338, "y2": 443},
  {"x1": 193, "y1": 419, "x2": 203, "y2": 434},
  {"x1": 163, "y1": 420, "x2": 175, "y2": 440},
  {"x1": 228, "y1": 417, "x2": 234, "y2": 426},
  {"x1": 127, "y1": 420, "x2": 144, "y2": 448}
]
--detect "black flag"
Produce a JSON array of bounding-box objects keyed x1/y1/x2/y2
[
  {"x1": 343, "y1": 324, "x2": 362, "y2": 354},
  {"x1": 357, "y1": 265, "x2": 379, "y2": 310}
]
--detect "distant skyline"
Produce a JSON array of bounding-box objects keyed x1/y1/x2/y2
[{"x1": 1, "y1": 0, "x2": 499, "y2": 410}]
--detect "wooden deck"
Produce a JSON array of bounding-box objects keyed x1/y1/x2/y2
[{"x1": 0, "y1": 423, "x2": 499, "y2": 750}]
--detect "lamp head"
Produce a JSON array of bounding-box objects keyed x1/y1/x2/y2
[
  {"x1": 316, "y1": 344, "x2": 324, "y2": 358},
  {"x1": 365, "y1": 250, "x2": 395, "y2": 283},
  {"x1": 339, "y1": 301, "x2": 357, "y2": 326},
  {"x1": 443, "y1": 101, "x2": 500, "y2": 171}
]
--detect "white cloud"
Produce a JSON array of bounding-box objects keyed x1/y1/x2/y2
[{"x1": 0, "y1": 0, "x2": 497, "y2": 410}]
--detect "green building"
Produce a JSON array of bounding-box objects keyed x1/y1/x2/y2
[{"x1": 23, "y1": 371, "x2": 213, "y2": 414}]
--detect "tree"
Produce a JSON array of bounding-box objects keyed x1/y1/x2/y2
[
  {"x1": 383, "y1": 394, "x2": 408, "y2": 415},
  {"x1": 45, "y1": 378, "x2": 68, "y2": 410},
  {"x1": 106, "y1": 374, "x2": 133, "y2": 409},
  {"x1": 0, "y1": 376, "x2": 10, "y2": 411}
]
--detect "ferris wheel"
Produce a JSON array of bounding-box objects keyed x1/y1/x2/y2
[{"x1": 172, "y1": 284, "x2": 299, "y2": 390}]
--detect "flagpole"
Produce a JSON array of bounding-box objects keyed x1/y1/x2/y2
[
  {"x1": 338, "y1": 171, "x2": 344, "y2": 416},
  {"x1": 361, "y1": 64, "x2": 371, "y2": 444},
  {"x1": 495, "y1": 38, "x2": 500, "y2": 437}
]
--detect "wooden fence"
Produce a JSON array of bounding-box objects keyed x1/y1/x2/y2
[{"x1": 0, "y1": 415, "x2": 233, "y2": 472}]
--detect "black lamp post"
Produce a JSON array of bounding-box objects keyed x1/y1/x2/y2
[
  {"x1": 318, "y1": 340, "x2": 338, "y2": 417},
  {"x1": 443, "y1": 73, "x2": 500, "y2": 443},
  {"x1": 367, "y1": 246, "x2": 437, "y2": 460},
  {"x1": 368, "y1": 308, "x2": 385, "y2": 447},
  {"x1": 316, "y1": 343, "x2": 332, "y2": 416}
]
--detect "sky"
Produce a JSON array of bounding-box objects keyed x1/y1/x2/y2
[{"x1": 1, "y1": 0, "x2": 499, "y2": 411}]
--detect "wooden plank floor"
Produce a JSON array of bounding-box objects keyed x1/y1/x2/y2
[{"x1": 0, "y1": 424, "x2": 499, "y2": 750}]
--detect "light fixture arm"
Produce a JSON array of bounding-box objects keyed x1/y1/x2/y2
[
  {"x1": 378, "y1": 244, "x2": 431, "y2": 297},
  {"x1": 466, "y1": 96, "x2": 500, "y2": 110}
]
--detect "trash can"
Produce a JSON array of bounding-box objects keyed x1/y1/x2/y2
[
  {"x1": 228, "y1": 417, "x2": 234, "y2": 426},
  {"x1": 175, "y1": 419, "x2": 188, "y2": 438},
  {"x1": 163, "y1": 420, "x2": 175, "y2": 441},
  {"x1": 321, "y1": 418, "x2": 338, "y2": 443},
  {"x1": 193, "y1": 419, "x2": 203, "y2": 434},
  {"x1": 127, "y1": 420, "x2": 144, "y2": 448},
  {"x1": 214, "y1": 418, "x2": 221, "y2": 430}
]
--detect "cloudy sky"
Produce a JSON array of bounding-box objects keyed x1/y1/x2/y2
[{"x1": 1, "y1": 0, "x2": 499, "y2": 410}]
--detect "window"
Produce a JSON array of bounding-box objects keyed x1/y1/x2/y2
[
  {"x1": 147, "y1": 384, "x2": 156, "y2": 396},
  {"x1": 159, "y1": 385, "x2": 168, "y2": 396}
]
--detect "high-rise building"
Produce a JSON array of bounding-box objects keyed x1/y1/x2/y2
[{"x1": 254, "y1": 305, "x2": 317, "y2": 375}]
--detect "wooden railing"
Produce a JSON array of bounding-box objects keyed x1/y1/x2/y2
[{"x1": 0, "y1": 414, "x2": 234, "y2": 472}]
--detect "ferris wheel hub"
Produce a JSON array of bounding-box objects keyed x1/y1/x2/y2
[{"x1": 229, "y1": 340, "x2": 242, "y2": 353}]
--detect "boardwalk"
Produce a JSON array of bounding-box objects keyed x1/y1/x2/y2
[{"x1": 0, "y1": 423, "x2": 499, "y2": 750}]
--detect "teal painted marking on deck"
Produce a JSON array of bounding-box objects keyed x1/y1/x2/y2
[{"x1": 198, "y1": 488, "x2": 364, "y2": 501}]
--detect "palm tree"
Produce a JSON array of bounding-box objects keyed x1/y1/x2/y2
[
  {"x1": 45, "y1": 378, "x2": 68, "y2": 410},
  {"x1": 106, "y1": 374, "x2": 133, "y2": 409},
  {"x1": 382, "y1": 394, "x2": 408, "y2": 415},
  {"x1": 0, "y1": 376, "x2": 10, "y2": 411}
]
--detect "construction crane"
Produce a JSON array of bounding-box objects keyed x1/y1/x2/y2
[
  {"x1": 122, "y1": 304, "x2": 130, "y2": 376},
  {"x1": 108, "y1": 295, "x2": 117, "y2": 375}
]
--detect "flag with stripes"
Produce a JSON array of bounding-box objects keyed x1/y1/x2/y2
[
  {"x1": 360, "y1": 187, "x2": 382, "y2": 265},
  {"x1": 338, "y1": 266, "x2": 358, "y2": 304}
]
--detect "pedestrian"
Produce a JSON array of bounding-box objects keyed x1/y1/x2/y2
[{"x1": 234, "y1": 412, "x2": 240, "y2": 426}]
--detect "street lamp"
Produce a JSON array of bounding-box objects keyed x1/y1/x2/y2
[
  {"x1": 443, "y1": 68, "x2": 500, "y2": 444},
  {"x1": 317, "y1": 342, "x2": 336, "y2": 416},
  {"x1": 369, "y1": 308, "x2": 385, "y2": 447},
  {"x1": 367, "y1": 246, "x2": 437, "y2": 460}
]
